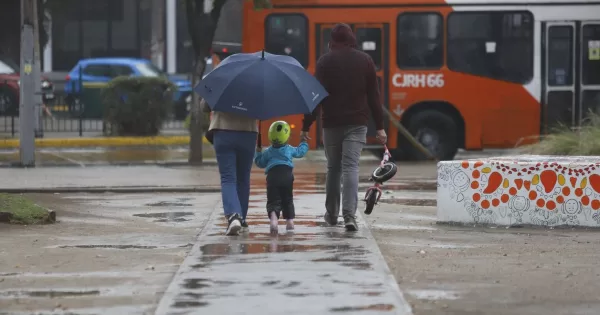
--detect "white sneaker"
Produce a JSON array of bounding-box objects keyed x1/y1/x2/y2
[{"x1": 226, "y1": 214, "x2": 242, "y2": 236}]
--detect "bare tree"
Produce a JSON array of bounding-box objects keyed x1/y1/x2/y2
[{"x1": 185, "y1": 0, "x2": 271, "y2": 165}]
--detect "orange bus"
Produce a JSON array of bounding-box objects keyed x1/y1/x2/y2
[{"x1": 242, "y1": 0, "x2": 600, "y2": 160}]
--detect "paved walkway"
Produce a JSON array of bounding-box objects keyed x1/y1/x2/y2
[
  {"x1": 0, "y1": 164, "x2": 437, "y2": 192},
  {"x1": 0, "y1": 165, "x2": 221, "y2": 191},
  {"x1": 155, "y1": 194, "x2": 412, "y2": 315}
]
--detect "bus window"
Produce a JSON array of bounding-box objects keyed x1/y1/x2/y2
[
  {"x1": 397, "y1": 13, "x2": 443, "y2": 69},
  {"x1": 582, "y1": 24, "x2": 600, "y2": 86},
  {"x1": 319, "y1": 27, "x2": 333, "y2": 57},
  {"x1": 548, "y1": 26, "x2": 574, "y2": 87},
  {"x1": 581, "y1": 23, "x2": 600, "y2": 118},
  {"x1": 265, "y1": 14, "x2": 308, "y2": 67},
  {"x1": 355, "y1": 27, "x2": 383, "y2": 69},
  {"x1": 447, "y1": 11, "x2": 534, "y2": 83}
]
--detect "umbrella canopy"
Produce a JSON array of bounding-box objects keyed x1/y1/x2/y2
[{"x1": 194, "y1": 51, "x2": 328, "y2": 121}]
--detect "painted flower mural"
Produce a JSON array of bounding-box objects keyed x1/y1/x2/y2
[{"x1": 437, "y1": 156, "x2": 600, "y2": 227}]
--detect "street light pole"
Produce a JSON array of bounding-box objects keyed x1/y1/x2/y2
[
  {"x1": 32, "y1": 0, "x2": 43, "y2": 138},
  {"x1": 151, "y1": 0, "x2": 165, "y2": 70},
  {"x1": 19, "y1": 0, "x2": 36, "y2": 166}
]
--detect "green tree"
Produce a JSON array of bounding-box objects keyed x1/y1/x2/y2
[{"x1": 185, "y1": 0, "x2": 271, "y2": 165}]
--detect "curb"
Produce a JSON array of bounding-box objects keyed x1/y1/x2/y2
[
  {"x1": 0, "y1": 186, "x2": 223, "y2": 194},
  {"x1": 154, "y1": 196, "x2": 222, "y2": 314},
  {"x1": 0, "y1": 135, "x2": 206, "y2": 149},
  {"x1": 0, "y1": 160, "x2": 218, "y2": 168}
]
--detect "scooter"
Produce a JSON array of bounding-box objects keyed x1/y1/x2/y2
[{"x1": 363, "y1": 145, "x2": 397, "y2": 215}]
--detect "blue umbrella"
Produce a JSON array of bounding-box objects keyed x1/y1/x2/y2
[{"x1": 194, "y1": 51, "x2": 328, "y2": 121}]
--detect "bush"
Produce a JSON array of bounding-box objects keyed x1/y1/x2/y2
[
  {"x1": 524, "y1": 112, "x2": 600, "y2": 155},
  {"x1": 102, "y1": 77, "x2": 176, "y2": 136}
]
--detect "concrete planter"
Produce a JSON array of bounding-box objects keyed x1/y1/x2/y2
[{"x1": 437, "y1": 155, "x2": 600, "y2": 227}]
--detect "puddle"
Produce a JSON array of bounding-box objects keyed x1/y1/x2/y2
[
  {"x1": 0, "y1": 273, "x2": 18, "y2": 276},
  {"x1": 57, "y1": 244, "x2": 192, "y2": 250},
  {"x1": 194, "y1": 243, "x2": 371, "y2": 270},
  {"x1": 145, "y1": 201, "x2": 193, "y2": 207},
  {"x1": 133, "y1": 212, "x2": 194, "y2": 222},
  {"x1": 367, "y1": 182, "x2": 436, "y2": 192},
  {"x1": 407, "y1": 289, "x2": 461, "y2": 300},
  {"x1": 182, "y1": 278, "x2": 211, "y2": 289},
  {"x1": 284, "y1": 292, "x2": 335, "y2": 297},
  {"x1": 330, "y1": 304, "x2": 395, "y2": 312},
  {"x1": 200, "y1": 243, "x2": 322, "y2": 255},
  {"x1": 262, "y1": 281, "x2": 301, "y2": 289},
  {"x1": 172, "y1": 300, "x2": 209, "y2": 308},
  {"x1": 215, "y1": 219, "x2": 337, "y2": 229},
  {"x1": 385, "y1": 242, "x2": 475, "y2": 249},
  {"x1": 182, "y1": 292, "x2": 206, "y2": 299},
  {"x1": 353, "y1": 291, "x2": 384, "y2": 296},
  {"x1": 379, "y1": 198, "x2": 436, "y2": 207},
  {"x1": 154, "y1": 218, "x2": 190, "y2": 222},
  {"x1": 371, "y1": 224, "x2": 437, "y2": 231},
  {"x1": 0, "y1": 289, "x2": 100, "y2": 298}
]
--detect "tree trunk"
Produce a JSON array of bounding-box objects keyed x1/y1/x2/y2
[
  {"x1": 188, "y1": 55, "x2": 207, "y2": 165},
  {"x1": 186, "y1": 0, "x2": 228, "y2": 165}
]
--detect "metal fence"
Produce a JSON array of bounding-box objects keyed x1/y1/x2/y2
[{"x1": 0, "y1": 93, "x2": 187, "y2": 138}]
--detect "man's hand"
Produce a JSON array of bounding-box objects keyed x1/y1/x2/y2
[
  {"x1": 376, "y1": 129, "x2": 387, "y2": 144},
  {"x1": 300, "y1": 131, "x2": 311, "y2": 142}
]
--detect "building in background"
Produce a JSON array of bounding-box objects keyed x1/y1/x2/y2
[{"x1": 44, "y1": 0, "x2": 242, "y2": 74}]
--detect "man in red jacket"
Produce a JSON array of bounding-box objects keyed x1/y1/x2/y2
[{"x1": 301, "y1": 23, "x2": 387, "y2": 231}]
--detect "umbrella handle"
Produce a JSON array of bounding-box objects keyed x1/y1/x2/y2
[
  {"x1": 257, "y1": 121, "x2": 262, "y2": 148},
  {"x1": 257, "y1": 133, "x2": 262, "y2": 148}
]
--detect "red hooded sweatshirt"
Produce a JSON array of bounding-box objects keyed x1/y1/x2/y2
[{"x1": 302, "y1": 23, "x2": 384, "y2": 132}]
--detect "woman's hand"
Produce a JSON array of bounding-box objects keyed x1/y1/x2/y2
[
  {"x1": 376, "y1": 129, "x2": 387, "y2": 144},
  {"x1": 300, "y1": 131, "x2": 311, "y2": 141}
]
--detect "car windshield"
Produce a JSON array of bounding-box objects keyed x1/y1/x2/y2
[
  {"x1": 135, "y1": 62, "x2": 165, "y2": 77},
  {"x1": 0, "y1": 60, "x2": 16, "y2": 74}
]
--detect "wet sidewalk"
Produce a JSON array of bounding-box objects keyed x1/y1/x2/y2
[
  {"x1": 0, "y1": 163, "x2": 437, "y2": 193},
  {"x1": 0, "y1": 165, "x2": 222, "y2": 192},
  {"x1": 155, "y1": 194, "x2": 412, "y2": 315}
]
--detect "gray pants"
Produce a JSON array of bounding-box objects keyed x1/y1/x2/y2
[{"x1": 323, "y1": 125, "x2": 367, "y2": 219}]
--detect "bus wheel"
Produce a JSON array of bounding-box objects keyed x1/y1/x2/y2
[{"x1": 404, "y1": 110, "x2": 459, "y2": 161}]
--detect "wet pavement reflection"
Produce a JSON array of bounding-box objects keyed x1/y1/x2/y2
[{"x1": 155, "y1": 194, "x2": 412, "y2": 315}]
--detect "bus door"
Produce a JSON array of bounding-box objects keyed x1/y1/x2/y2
[
  {"x1": 542, "y1": 21, "x2": 600, "y2": 132},
  {"x1": 314, "y1": 23, "x2": 390, "y2": 148}
]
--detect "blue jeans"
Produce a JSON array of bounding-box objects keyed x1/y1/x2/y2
[{"x1": 213, "y1": 130, "x2": 257, "y2": 219}]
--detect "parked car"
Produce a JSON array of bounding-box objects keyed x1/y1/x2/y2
[
  {"x1": 0, "y1": 57, "x2": 54, "y2": 116},
  {"x1": 64, "y1": 58, "x2": 192, "y2": 119}
]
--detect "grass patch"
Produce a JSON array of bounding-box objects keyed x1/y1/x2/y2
[
  {"x1": 524, "y1": 112, "x2": 600, "y2": 156},
  {"x1": 0, "y1": 193, "x2": 51, "y2": 224}
]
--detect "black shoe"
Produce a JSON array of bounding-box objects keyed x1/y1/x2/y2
[
  {"x1": 344, "y1": 215, "x2": 358, "y2": 231},
  {"x1": 241, "y1": 219, "x2": 249, "y2": 231},
  {"x1": 324, "y1": 212, "x2": 338, "y2": 226},
  {"x1": 226, "y1": 214, "x2": 242, "y2": 236}
]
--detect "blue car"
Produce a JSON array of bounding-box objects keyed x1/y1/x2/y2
[{"x1": 64, "y1": 58, "x2": 193, "y2": 119}]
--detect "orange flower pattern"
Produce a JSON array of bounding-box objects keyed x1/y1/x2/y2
[{"x1": 438, "y1": 157, "x2": 600, "y2": 226}]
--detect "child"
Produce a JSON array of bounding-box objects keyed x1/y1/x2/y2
[{"x1": 254, "y1": 120, "x2": 309, "y2": 234}]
